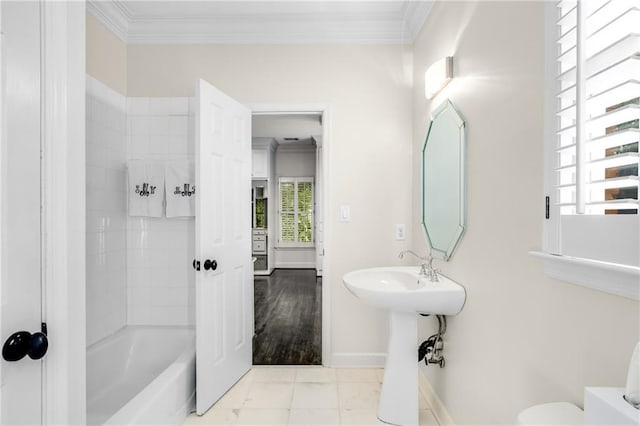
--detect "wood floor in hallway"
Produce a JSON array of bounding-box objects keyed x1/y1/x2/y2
[{"x1": 253, "y1": 269, "x2": 321, "y2": 365}]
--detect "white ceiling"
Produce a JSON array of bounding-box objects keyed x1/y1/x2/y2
[
  {"x1": 88, "y1": 1, "x2": 433, "y2": 45},
  {"x1": 252, "y1": 114, "x2": 322, "y2": 146}
]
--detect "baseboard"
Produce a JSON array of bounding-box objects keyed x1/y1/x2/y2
[
  {"x1": 330, "y1": 352, "x2": 386, "y2": 368},
  {"x1": 418, "y1": 369, "x2": 456, "y2": 426},
  {"x1": 274, "y1": 262, "x2": 316, "y2": 269}
]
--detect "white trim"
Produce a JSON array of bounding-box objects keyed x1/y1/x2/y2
[
  {"x1": 403, "y1": 1, "x2": 433, "y2": 41},
  {"x1": 276, "y1": 144, "x2": 316, "y2": 154},
  {"x1": 250, "y1": 103, "x2": 332, "y2": 367},
  {"x1": 86, "y1": 0, "x2": 128, "y2": 43},
  {"x1": 418, "y1": 369, "x2": 456, "y2": 426},
  {"x1": 530, "y1": 251, "x2": 640, "y2": 301},
  {"x1": 331, "y1": 352, "x2": 386, "y2": 368},
  {"x1": 543, "y1": 0, "x2": 560, "y2": 254},
  {"x1": 0, "y1": 2, "x2": 4, "y2": 414},
  {"x1": 41, "y1": 1, "x2": 86, "y2": 424},
  {"x1": 273, "y1": 262, "x2": 316, "y2": 269},
  {"x1": 87, "y1": 1, "x2": 432, "y2": 45}
]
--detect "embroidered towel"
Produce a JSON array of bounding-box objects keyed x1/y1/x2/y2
[
  {"x1": 127, "y1": 160, "x2": 164, "y2": 217},
  {"x1": 165, "y1": 160, "x2": 195, "y2": 218}
]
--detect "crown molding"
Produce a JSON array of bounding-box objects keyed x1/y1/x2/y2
[
  {"x1": 87, "y1": 1, "x2": 433, "y2": 45},
  {"x1": 87, "y1": 0, "x2": 129, "y2": 43},
  {"x1": 403, "y1": 1, "x2": 433, "y2": 41}
]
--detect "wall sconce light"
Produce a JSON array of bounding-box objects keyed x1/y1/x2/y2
[{"x1": 425, "y1": 56, "x2": 453, "y2": 99}]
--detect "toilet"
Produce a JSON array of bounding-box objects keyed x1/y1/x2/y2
[{"x1": 517, "y1": 402, "x2": 584, "y2": 425}]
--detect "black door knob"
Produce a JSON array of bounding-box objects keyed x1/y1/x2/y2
[
  {"x1": 2, "y1": 329, "x2": 48, "y2": 361},
  {"x1": 203, "y1": 259, "x2": 217, "y2": 271},
  {"x1": 192, "y1": 259, "x2": 201, "y2": 271},
  {"x1": 28, "y1": 332, "x2": 48, "y2": 360}
]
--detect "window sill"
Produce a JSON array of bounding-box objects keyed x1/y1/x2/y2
[
  {"x1": 529, "y1": 251, "x2": 640, "y2": 301},
  {"x1": 276, "y1": 244, "x2": 315, "y2": 250}
]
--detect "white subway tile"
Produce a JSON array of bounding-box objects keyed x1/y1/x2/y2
[
  {"x1": 149, "y1": 264, "x2": 171, "y2": 287},
  {"x1": 107, "y1": 107, "x2": 121, "y2": 132},
  {"x1": 127, "y1": 98, "x2": 149, "y2": 116},
  {"x1": 130, "y1": 116, "x2": 150, "y2": 136},
  {"x1": 86, "y1": 144, "x2": 107, "y2": 167},
  {"x1": 128, "y1": 134, "x2": 149, "y2": 155},
  {"x1": 86, "y1": 166, "x2": 106, "y2": 189},
  {"x1": 168, "y1": 135, "x2": 188, "y2": 155},
  {"x1": 149, "y1": 134, "x2": 170, "y2": 154},
  {"x1": 169, "y1": 116, "x2": 188, "y2": 136},
  {"x1": 127, "y1": 267, "x2": 151, "y2": 287},
  {"x1": 93, "y1": 100, "x2": 107, "y2": 126},
  {"x1": 169, "y1": 98, "x2": 189, "y2": 115},
  {"x1": 149, "y1": 116, "x2": 170, "y2": 136},
  {"x1": 168, "y1": 267, "x2": 189, "y2": 287},
  {"x1": 149, "y1": 98, "x2": 171, "y2": 115},
  {"x1": 128, "y1": 286, "x2": 151, "y2": 306},
  {"x1": 150, "y1": 287, "x2": 171, "y2": 307},
  {"x1": 167, "y1": 287, "x2": 189, "y2": 307}
]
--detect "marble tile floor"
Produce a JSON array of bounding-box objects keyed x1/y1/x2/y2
[{"x1": 183, "y1": 367, "x2": 439, "y2": 426}]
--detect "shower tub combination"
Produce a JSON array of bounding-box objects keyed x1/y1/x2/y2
[{"x1": 87, "y1": 326, "x2": 195, "y2": 426}]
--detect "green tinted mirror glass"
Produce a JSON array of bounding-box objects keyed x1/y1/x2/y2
[{"x1": 422, "y1": 100, "x2": 466, "y2": 261}]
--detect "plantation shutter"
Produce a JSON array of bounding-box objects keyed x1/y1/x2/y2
[
  {"x1": 280, "y1": 182, "x2": 295, "y2": 242},
  {"x1": 278, "y1": 178, "x2": 314, "y2": 245},
  {"x1": 297, "y1": 181, "x2": 313, "y2": 243},
  {"x1": 555, "y1": 0, "x2": 639, "y2": 215}
]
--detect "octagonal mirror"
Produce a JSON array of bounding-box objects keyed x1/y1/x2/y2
[{"x1": 422, "y1": 99, "x2": 466, "y2": 261}]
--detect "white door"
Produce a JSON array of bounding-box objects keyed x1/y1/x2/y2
[
  {"x1": 0, "y1": 1, "x2": 46, "y2": 424},
  {"x1": 195, "y1": 79, "x2": 253, "y2": 415}
]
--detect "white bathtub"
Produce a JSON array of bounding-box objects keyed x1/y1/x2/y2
[{"x1": 87, "y1": 326, "x2": 195, "y2": 426}]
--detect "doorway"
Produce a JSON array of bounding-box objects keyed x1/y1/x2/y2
[{"x1": 249, "y1": 109, "x2": 328, "y2": 365}]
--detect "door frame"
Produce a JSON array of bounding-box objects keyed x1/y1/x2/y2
[
  {"x1": 0, "y1": 2, "x2": 88, "y2": 424},
  {"x1": 249, "y1": 104, "x2": 332, "y2": 366},
  {"x1": 42, "y1": 2, "x2": 86, "y2": 423}
]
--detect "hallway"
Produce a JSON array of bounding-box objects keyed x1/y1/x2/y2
[{"x1": 253, "y1": 269, "x2": 321, "y2": 365}]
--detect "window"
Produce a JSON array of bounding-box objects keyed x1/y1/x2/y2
[
  {"x1": 255, "y1": 198, "x2": 266, "y2": 228},
  {"x1": 538, "y1": 0, "x2": 640, "y2": 300},
  {"x1": 555, "y1": 0, "x2": 639, "y2": 216},
  {"x1": 278, "y1": 177, "x2": 314, "y2": 246}
]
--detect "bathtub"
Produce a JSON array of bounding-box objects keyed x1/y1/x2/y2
[{"x1": 87, "y1": 326, "x2": 195, "y2": 426}]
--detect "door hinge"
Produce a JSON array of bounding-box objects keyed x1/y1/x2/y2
[{"x1": 545, "y1": 196, "x2": 550, "y2": 219}]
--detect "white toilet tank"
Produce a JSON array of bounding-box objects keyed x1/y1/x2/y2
[{"x1": 517, "y1": 402, "x2": 584, "y2": 425}]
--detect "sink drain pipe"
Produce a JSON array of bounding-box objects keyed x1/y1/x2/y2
[{"x1": 418, "y1": 314, "x2": 447, "y2": 368}]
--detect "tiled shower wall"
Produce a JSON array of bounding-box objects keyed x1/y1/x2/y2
[
  {"x1": 126, "y1": 98, "x2": 195, "y2": 326},
  {"x1": 86, "y1": 81, "x2": 196, "y2": 345},
  {"x1": 86, "y1": 77, "x2": 127, "y2": 346}
]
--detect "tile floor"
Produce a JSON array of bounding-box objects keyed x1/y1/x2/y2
[{"x1": 183, "y1": 367, "x2": 439, "y2": 426}]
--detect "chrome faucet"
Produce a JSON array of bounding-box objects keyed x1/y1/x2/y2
[{"x1": 398, "y1": 250, "x2": 439, "y2": 282}]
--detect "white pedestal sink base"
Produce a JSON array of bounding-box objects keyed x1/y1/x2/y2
[{"x1": 378, "y1": 311, "x2": 418, "y2": 426}]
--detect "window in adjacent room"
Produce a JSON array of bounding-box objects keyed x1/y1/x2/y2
[{"x1": 278, "y1": 177, "x2": 314, "y2": 246}]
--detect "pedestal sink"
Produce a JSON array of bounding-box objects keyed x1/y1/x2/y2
[{"x1": 342, "y1": 267, "x2": 466, "y2": 426}]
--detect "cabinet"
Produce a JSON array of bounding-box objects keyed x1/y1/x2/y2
[
  {"x1": 252, "y1": 149, "x2": 269, "y2": 178},
  {"x1": 252, "y1": 138, "x2": 276, "y2": 179},
  {"x1": 251, "y1": 139, "x2": 276, "y2": 276}
]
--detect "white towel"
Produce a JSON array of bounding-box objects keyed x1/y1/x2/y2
[
  {"x1": 127, "y1": 160, "x2": 164, "y2": 217},
  {"x1": 165, "y1": 160, "x2": 195, "y2": 218}
]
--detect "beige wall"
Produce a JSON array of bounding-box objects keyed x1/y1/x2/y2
[
  {"x1": 127, "y1": 44, "x2": 414, "y2": 361},
  {"x1": 86, "y1": 13, "x2": 127, "y2": 95},
  {"x1": 411, "y1": 2, "x2": 640, "y2": 424}
]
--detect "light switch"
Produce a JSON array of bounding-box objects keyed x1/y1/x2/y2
[
  {"x1": 395, "y1": 224, "x2": 406, "y2": 240},
  {"x1": 340, "y1": 205, "x2": 351, "y2": 222}
]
